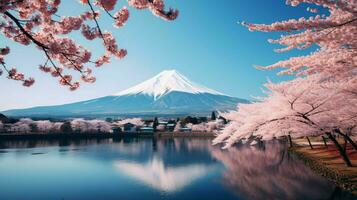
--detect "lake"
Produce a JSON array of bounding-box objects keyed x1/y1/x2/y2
[{"x1": 0, "y1": 137, "x2": 354, "y2": 200}]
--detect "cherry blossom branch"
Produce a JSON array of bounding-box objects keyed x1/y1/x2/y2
[
  {"x1": 60, "y1": 53, "x2": 84, "y2": 74},
  {"x1": 324, "y1": 17, "x2": 357, "y2": 36},
  {"x1": 87, "y1": 0, "x2": 106, "y2": 45},
  {"x1": 43, "y1": 48, "x2": 73, "y2": 87},
  {"x1": 1, "y1": 60, "x2": 34, "y2": 86},
  {"x1": 103, "y1": 8, "x2": 116, "y2": 20},
  {"x1": 0, "y1": 62, "x2": 10, "y2": 74},
  {"x1": 4, "y1": 11, "x2": 48, "y2": 50},
  {"x1": 329, "y1": 17, "x2": 357, "y2": 29},
  {"x1": 1, "y1": 0, "x2": 178, "y2": 90},
  {"x1": 59, "y1": 52, "x2": 96, "y2": 64}
]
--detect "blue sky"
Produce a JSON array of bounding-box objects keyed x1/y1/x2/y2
[{"x1": 0, "y1": 0, "x2": 321, "y2": 111}]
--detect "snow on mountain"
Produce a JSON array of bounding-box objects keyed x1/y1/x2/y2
[
  {"x1": 114, "y1": 70, "x2": 225, "y2": 100},
  {"x1": 3, "y1": 70, "x2": 248, "y2": 117}
]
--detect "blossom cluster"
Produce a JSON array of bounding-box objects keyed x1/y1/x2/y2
[
  {"x1": 0, "y1": 0, "x2": 178, "y2": 90},
  {"x1": 71, "y1": 118, "x2": 112, "y2": 132},
  {"x1": 6, "y1": 118, "x2": 63, "y2": 133},
  {"x1": 215, "y1": 0, "x2": 357, "y2": 148},
  {"x1": 186, "y1": 120, "x2": 225, "y2": 132},
  {"x1": 3, "y1": 118, "x2": 113, "y2": 133},
  {"x1": 113, "y1": 118, "x2": 145, "y2": 126}
]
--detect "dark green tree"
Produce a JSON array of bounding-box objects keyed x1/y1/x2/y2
[
  {"x1": 0, "y1": 113, "x2": 10, "y2": 123},
  {"x1": 60, "y1": 122, "x2": 73, "y2": 134},
  {"x1": 153, "y1": 117, "x2": 159, "y2": 132},
  {"x1": 183, "y1": 116, "x2": 198, "y2": 124},
  {"x1": 29, "y1": 123, "x2": 38, "y2": 133},
  {"x1": 105, "y1": 117, "x2": 113, "y2": 123},
  {"x1": 211, "y1": 111, "x2": 217, "y2": 121}
]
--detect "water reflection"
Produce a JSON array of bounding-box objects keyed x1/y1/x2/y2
[
  {"x1": 114, "y1": 156, "x2": 215, "y2": 192},
  {"x1": 111, "y1": 138, "x2": 219, "y2": 193},
  {"x1": 212, "y1": 141, "x2": 354, "y2": 200},
  {"x1": 0, "y1": 138, "x2": 354, "y2": 200}
]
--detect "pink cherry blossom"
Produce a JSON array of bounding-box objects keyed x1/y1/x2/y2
[
  {"x1": 113, "y1": 7, "x2": 129, "y2": 28},
  {"x1": 94, "y1": 0, "x2": 117, "y2": 11},
  {"x1": 0, "y1": 0, "x2": 178, "y2": 90},
  {"x1": 23, "y1": 78, "x2": 35, "y2": 87},
  {"x1": 215, "y1": 0, "x2": 356, "y2": 166}
]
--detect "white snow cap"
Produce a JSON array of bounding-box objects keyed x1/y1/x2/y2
[{"x1": 114, "y1": 70, "x2": 225, "y2": 99}]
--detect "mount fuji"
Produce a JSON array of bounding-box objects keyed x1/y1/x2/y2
[{"x1": 3, "y1": 70, "x2": 248, "y2": 117}]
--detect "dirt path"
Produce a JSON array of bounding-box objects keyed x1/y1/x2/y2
[{"x1": 291, "y1": 138, "x2": 357, "y2": 194}]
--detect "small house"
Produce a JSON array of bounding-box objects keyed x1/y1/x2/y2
[
  {"x1": 123, "y1": 123, "x2": 136, "y2": 132},
  {"x1": 180, "y1": 127, "x2": 192, "y2": 133},
  {"x1": 158, "y1": 121, "x2": 168, "y2": 125},
  {"x1": 166, "y1": 123, "x2": 176, "y2": 132},
  {"x1": 112, "y1": 126, "x2": 122, "y2": 134},
  {"x1": 140, "y1": 127, "x2": 154, "y2": 133}
]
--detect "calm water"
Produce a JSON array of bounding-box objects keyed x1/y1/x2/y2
[{"x1": 0, "y1": 138, "x2": 354, "y2": 200}]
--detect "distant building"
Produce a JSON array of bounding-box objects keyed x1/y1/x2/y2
[
  {"x1": 166, "y1": 124, "x2": 176, "y2": 132},
  {"x1": 140, "y1": 127, "x2": 154, "y2": 133},
  {"x1": 112, "y1": 126, "x2": 122, "y2": 134},
  {"x1": 180, "y1": 127, "x2": 192, "y2": 132},
  {"x1": 123, "y1": 123, "x2": 136, "y2": 132},
  {"x1": 158, "y1": 121, "x2": 168, "y2": 125}
]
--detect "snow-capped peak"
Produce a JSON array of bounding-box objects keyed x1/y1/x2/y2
[{"x1": 114, "y1": 70, "x2": 225, "y2": 99}]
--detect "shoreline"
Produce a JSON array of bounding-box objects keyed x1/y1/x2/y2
[
  {"x1": 0, "y1": 132, "x2": 215, "y2": 140},
  {"x1": 290, "y1": 145, "x2": 357, "y2": 194}
]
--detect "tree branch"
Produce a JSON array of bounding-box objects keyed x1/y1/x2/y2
[
  {"x1": 43, "y1": 48, "x2": 72, "y2": 86},
  {"x1": 87, "y1": 0, "x2": 106, "y2": 45},
  {"x1": 4, "y1": 11, "x2": 48, "y2": 50}
]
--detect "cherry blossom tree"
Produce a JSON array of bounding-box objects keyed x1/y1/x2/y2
[
  {"x1": 5, "y1": 118, "x2": 64, "y2": 133},
  {"x1": 243, "y1": 0, "x2": 356, "y2": 80},
  {"x1": 0, "y1": 0, "x2": 178, "y2": 90},
  {"x1": 71, "y1": 118, "x2": 112, "y2": 132},
  {"x1": 214, "y1": 0, "x2": 356, "y2": 166},
  {"x1": 10, "y1": 118, "x2": 32, "y2": 133},
  {"x1": 156, "y1": 124, "x2": 166, "y2": 131},
  {"x1": 185, "y1": 123, "x2": 193, "y2": 130},
  {"x1": 114, "y1": 117, "x2": 144, "y2": 126},
  {"x1": 190, "y1": 123, "x2": 207, "y2": 132},
  {"x1": 190, "y1": 120, "x2": 224, "y2": 132},
  {"x1": 174, "y1": 121, "x2": 181, "y2": 132},
  {"x1": 214, "y1": 75, "x2": 357, "y2": 166},
  {"x1": 36, "y1": 120, "x2": 53, "y2": 131}
]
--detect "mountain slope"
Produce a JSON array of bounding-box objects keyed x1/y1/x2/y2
[
  {"x1": 3, "y1": 70, "x2": 248, "y2": 117},
  {"x1": 114, "y1": 70, "x2": 225, "y2": 99}
]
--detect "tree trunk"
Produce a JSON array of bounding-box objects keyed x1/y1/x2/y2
[
  {"x1": 343, "y1": 137, "x2": 348, "y2": 153},
  {"x1": 288, "y1": 135, "x2": 293, "y2": 148},
  {"x1": 322, "y1": 136, "x2": 328, "y2": 148},
  {"x1": 306, "y1": 136, "x2": 313, "y2": 149},
  {"x1": 335, "y1": 130, "x2": 357, "y2": 151},
  {"x1": 326, "y1": 132, "x2": 353, "y2": 167},
  {"x1": 259, "y1": 138, "x2": 264, "y2": 148}
]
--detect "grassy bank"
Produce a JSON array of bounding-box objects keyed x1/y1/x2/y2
[{"x1": 290, "y1": 140, "x2": 357, "y2": 194}]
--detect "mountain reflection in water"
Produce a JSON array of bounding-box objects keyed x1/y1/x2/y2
[
  {"x1": 0, "y1": 138, "x2": 354, "y2": 200},
  {"x1": 114, "y1": 157, "x2": 215, "y2": 192}
]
